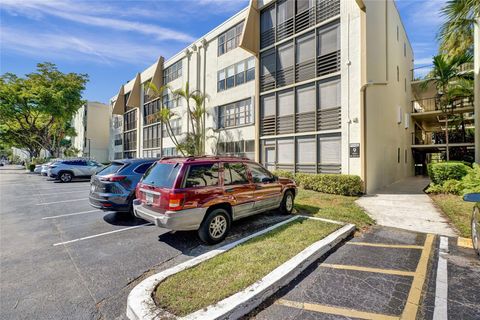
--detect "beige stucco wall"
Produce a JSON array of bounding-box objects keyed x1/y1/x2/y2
[{"x1": 363, "y1": 0, "x2": 414, "y2": 193}]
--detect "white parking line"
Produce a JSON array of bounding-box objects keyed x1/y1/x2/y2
[
  {"x1": 42, "y1": 209, "x2": 101, "y2": 220},
  {"x1": 25, "y1": 191, "x2": 88, "y2": 197},
  {"x1": 433, "y1": 236, "x2": 449, "y2": 320},
  {"x1": 36, "y1": 198, "x2": 88, "y2": 205},
  {"x1": 53, "y1": 223, "x2": 153, "y2": 246}
]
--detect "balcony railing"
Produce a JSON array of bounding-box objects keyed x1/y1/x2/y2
[
  {"x1": 412, "y1": 96, "x2": 473, "y2": 113},
  {"x1": 412, "y1": 130, "x2": 475, "y2": 145}
]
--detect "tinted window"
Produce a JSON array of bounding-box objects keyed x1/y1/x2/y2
[
  {"x1": 142, "y1": 163, "x2": 181, "y2": 188},
  {"x1": 224, "y1": 162, "x2": 249, "y2": 185},
  {"x1": 247, "y1": 163, "x2": 273, "y2": 183},
  {"x1": 133, "y1": 162, "x2": 154, "y2": 174},
  {"x1": 97, "y1": 162, "x2": 124, "y2": 175},
  {"x1": 184, "y1": 164, "x2": 219, "y2": 188}
]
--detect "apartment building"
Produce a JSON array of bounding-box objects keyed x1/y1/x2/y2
[
  {"x1": 110, "y1": 0, "x2": 414, "y2": 193},
  {"x1": 71, "y1": 101, "x2": 111, "y2": 162}
]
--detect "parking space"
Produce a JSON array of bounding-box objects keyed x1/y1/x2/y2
[{"x1": 0, "y1": 168, "x2": 290, "y2": 319}]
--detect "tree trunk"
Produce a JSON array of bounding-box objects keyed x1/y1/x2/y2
[{"x1": 445, "y1": 116, "x2": 450, "y2": 161}]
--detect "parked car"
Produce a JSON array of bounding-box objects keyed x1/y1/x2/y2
[
  {"x1": 48, "y1": 159, "x2": 103, "y2": 182},
  {"x1": 464, "y1": 193, "x2": 480, "y2": 256},
  {"x1": 89, "y1": 158, "x2": 158, "y2": 214},
  {"x1": 33, "y1": 164, "x2": 42, "y2": 174},
  {"x1": 41, "y1": 161, "x2": 54, "y2": 176},
  {"x1": 133, "y1": 156, "x2": 297, "y2": 244}
]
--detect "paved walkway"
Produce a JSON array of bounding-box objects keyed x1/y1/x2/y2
[{"x1": 356, "y1": 176, "x2": 456, "y2": 236}]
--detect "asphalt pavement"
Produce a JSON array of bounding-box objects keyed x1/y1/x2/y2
[{"x1": 0, "y1": 167, "x2": 290, "y2": 319}]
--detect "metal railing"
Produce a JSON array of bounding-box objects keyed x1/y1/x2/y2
[
  {"x1": 412, "y1": 130, "x2": 475, "y2": 145},
  {"x1": 412, "y1": 96, "x2": 473, "y2": 113}
]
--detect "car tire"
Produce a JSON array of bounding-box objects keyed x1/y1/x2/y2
[
  {"x1": 279, "y1": 190, "x2": 294, "y2": 215},
  {"x1": 198, "y1": 208, "x2": 231, "y2": 245},
  {"x1": 59, "y1": 171, "x2": 73, "y2": 183},
  {"x1": 472, "y1": 205, "x2": 480, "y2": 256}
]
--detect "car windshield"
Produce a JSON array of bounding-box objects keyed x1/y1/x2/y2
[
  {"x1": 97, "y1": 162, "x2": 124, "y2": 175},
  {"x1": 142, "y1": 162, "x2": 180, "y2": 188}
]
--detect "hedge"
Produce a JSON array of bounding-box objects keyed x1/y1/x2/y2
[
  {"x1": 425, "y1": 163, "x2": 480, "y2": 195},
  {"x1": 272, "y1": 170, "x2": 362, "y2": 196},
  {"x1": 427, "y1": 161, "x2": 471, "y2": 185}
]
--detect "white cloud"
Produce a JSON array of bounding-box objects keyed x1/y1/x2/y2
[
  {"x1": 0, "y1": 0, "x2": 195, "y2": 42},
  {"x1": 1, "y1": 26, "x2": 171, "y2": 65}
]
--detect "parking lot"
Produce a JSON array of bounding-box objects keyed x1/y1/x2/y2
[{"x1": 0, "y1": 167, "x2": 290, "y2": 319}]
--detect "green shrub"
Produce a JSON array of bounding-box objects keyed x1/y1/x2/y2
[
  {"x1": 28, "y1": 164, "x2": 35, "y2": 172},
  {"x1": 425, "y1": 180, "x2": 462, "y2": 195},
  {"x1": 427, "y1": 161, "x2": 471, "y2": 185},
  {"x1": 271, "y1": 170, "x2": 363, "y2": 196},
  {"x1": 461, "y1": 163, "x2": 480, "y2": 195}
]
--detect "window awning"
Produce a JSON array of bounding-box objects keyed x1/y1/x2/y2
[
  {"x1": 112, "y1": 86, "x2": 124, "y2": 115},
  {"x1": 239, "y1": 0, "x2": 260, "y2": 56},
  {"x1": 126, "y1": 73, "x2": 141, "y2": 109}
]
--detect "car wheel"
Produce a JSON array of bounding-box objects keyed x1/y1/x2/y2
[
  {"x1": 59, "y1": 172, "x2": 73, "y2": 183},
  {"x1": 279, "y1": 190, "x2": 294, "y2": 215},
  {"x1": 472, "y1": 205, "x2": 480, "y2": 256},
  {"x1": 198, "y1": 208, "x2": 231, "y2": 245}
]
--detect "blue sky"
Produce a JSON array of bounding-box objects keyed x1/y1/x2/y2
[{"x1": 0, "y1": 0, "x2": 446, "y2": 104}]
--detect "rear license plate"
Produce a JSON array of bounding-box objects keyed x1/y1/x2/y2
[{"x1": 145, "y1": 192, "x2": 154, "y2": 204}]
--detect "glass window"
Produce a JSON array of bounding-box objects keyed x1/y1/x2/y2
[
  {"x1": 218, "y1": 21, "x2": 244, "y2": 56},
  {"x1": 277, "y1": 89, "x2": 294, "y2": 116},
  {"x1": 296, "y1": 32, "x2": 315, "y2": 64},
  {"x1": 226, "y1": 65, "x2": 235, "y2": 89},
  {"x1": 296, "y1": 0, "x2": 314, "y2": 13},
  {"x1": 142, "y1": 163, "x2": 180, "y2": 187},
  {"x1": 277, "y1": 0, "x2": 293, "y2": 25},
  {"x1": 318, "y1": 79, "x2": 341, "y2": 109},
  {"x1": 224, "y1": 162, "x2": 249, "y2": 185},
  {"x1": 297, "y1": 136, "x2": 316, "y2": 163},
  {"x1": 184, "y1": 163, "x2": 219, "y2": 188},
  {"x1": 319, "y1": 135, "x2": 341, "y2": 164},
  {"x1": 277, "y1": 138, "x2": 294, "y2": 164},
  {"x1": 318, "y1": 24, "x2": 340, "y2": 56},
  {"x1": 297, "y1": 84, "x2": 316, "y2": 113},
  {"x1": 246, "y1": 57, "x2": 255, "y2": 82},
  {"x1": 218, "y1": 70, "x2": 226, "y2": 92},
  {"x1": 235, "y1": 61, "x2": 245, "y2": 85},
  {"x1": 260, "y1": 5, "x2": 275, "y2": 33},
  {"x1": 163, "y1": 60, "x2": 182, "y2": 83},
  {"x1": 247, "y1": 163, "x2": 273, "y2": 183},
  {"x1": 218, "y1": 98, "x2": 253, "y2": 128},
  {"x1": 134, "y1": 162, "x2": 154, "y2": 174},
  {"x1": 277, "y1": 42, "x2": 294, "y2": 71},
  {"x1": 261, "y1": 49, "x2": 276, "y2": 78},
  {"x1": 261, "y1": 94, "x2": 276, "y2": 117}
]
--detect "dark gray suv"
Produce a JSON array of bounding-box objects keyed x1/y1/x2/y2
[{"x1": 89, "y1": 158, "x2": 158, "y2": 214}]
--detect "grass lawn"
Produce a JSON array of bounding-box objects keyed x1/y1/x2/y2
[
  {"x1": 430, "y1": 194, "x2": 473, "y2": 238},
  {"x1": 155, "y1": 218, "x2": 339, "y2": 316},
  {"x1": 294, "y1": 188, "x2": 374, "y2": 229}
]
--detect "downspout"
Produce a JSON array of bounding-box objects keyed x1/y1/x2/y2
[
  {"x1": 185, "y1": 48, "x2": 191, "y2": 135},
  {"x1": 201, "y1": 38, "x2": 208, "y2": 155}
]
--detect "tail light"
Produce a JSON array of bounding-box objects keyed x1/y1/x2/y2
[
  {"x1": 168, "y1": 193, "x2": 185, "y2": 211},
  {"x1": 100, "y1": 175, "x2": 126, "y2": 182}
]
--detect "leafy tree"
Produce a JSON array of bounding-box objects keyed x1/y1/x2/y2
[
  {"x1": 0, "y1": 63, "x2": 88, "y2": 158},
  {"x1": 422, "y1": 53, "x2": 474, "y2": 160},
  {"x1": 438, "y1": 0, "x2": 480, "y2": 57}
]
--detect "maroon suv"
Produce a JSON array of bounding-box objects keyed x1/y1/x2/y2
[{"x1": 133, "y1": 156, "x2": 297, "y2": 244}]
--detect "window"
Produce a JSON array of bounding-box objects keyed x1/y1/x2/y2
[
  {"x1": 185, "y1": 163, "x2": 219, "y2": 188},
  {"x1": 296, "y1": 0, "x2": 314, "y2": 14},
  {"x1": 124, "y1": 130, "x2": 137, "y2": 151},
  {"x1": 277, "y1": 89, "x2": 294, "y2": 116},
  {"x1": 319, "y1": 135, "x2": 341, "y2": 164},
  {"x1": 246, "y1": 57, "x2": 255, "y2": 82},
  {"x1": 217, "y1": 140, "x2": 255, "y2": 159},
  {"x1": 405, "y1": 78, "x2": 407, "y2": 92},
  {"x1": 218, "y1": 21, "x2": 244, "y2": 56},
  {"x1": 144, "y1": 99, "x2": 161, "y2": 124},
  {"x1": 260, "y1": 5, "x2": 275, "y2": 48},
  {"x1": 296, "y1": 32, "x2": 315, "y2": 81},
  {"x1": 114, "y1": 152, "x2": 123, "y2": 159},
  {"x1": 297, "y1": 136, "x2": 316, "y2": 164},
  {"x1": 398, "y1": 147, "x2": 400, "y2": 163},
  {"x1": 224, "y1": 162, "x2": 248, "y2": 185},
  {"x1": 143, "y1": 163, "x2": 180, "y2": 188},
  {"x1": 162, "y1": 147, "x2": 177, "y2": 156},
  {"x1": 318, "y1": 23, "x2": 340, "y2": 56},
  {"x1": 261, "y1": 94, "x2": 276, "y2": 117},
  {"x1": 226, "y1": 65, "x2": 235, "y2": 89},
  {"x1": 143, "y1": 124, "x2": 161, "y2": 149},
  {"x1": 163, "y1": 60, "x2": 182, "y2": 83},
  {"x1": 217, "y1": 57, "x2": 255, "y2": 92},
  {"x1": 124, "y1": 109, "x2": 137, "y2": 131},
  {"x1": 318, "y1": 78, "x2": 341, "y2": 109},
  {"x1": 247, "y1": 163, "x2": 273, "y2": 183},
  {"x1": 260, "y1": 49, "x2": 276, "y2": 91},
  {"x1": 134, "y1": 163, "x2": 154, "y2": 174},
  {"x1": 218, "y1": 70, "x2": 225, "y2": 92},
  {"x1": 277, "y1": 0, "x2": 293, "y2": 26},
  {"x1": 114, "y1": 134, "x2": 122, "y2": 146},
  {"x1": 277, "y1": 138, "x2": 294, "y2": 164},
  {"x1": 163, "y1": 119, "x2": 181, "y2": 136},
  {"x1": 218, "y1": 98, "x2": 253, "y2": 128},
  {"x1": 277, "y1": 42, "x2": 294, "y2": 73},
  {"x1": 162, "y1": 92, "x2": 177, "y2": 109},
  {"x1": 404, "y1": 42, "x2": 406, "y2": 57},
  {"x1": 396, "y1": 26, "x2": 399, "y2": 41},
  {"x1": 235, "y1": 61, "x2": 245, "y2": 85},
  {"x1": 397, "y1": 66, "x2": 400, "y2": 82},
  {"x1": 297, "y1": 84, "x2": 316, "y2": 113}
]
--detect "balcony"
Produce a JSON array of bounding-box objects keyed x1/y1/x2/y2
[{"x1": 412, "y1": 96, "x2": 473, "y2": 113}]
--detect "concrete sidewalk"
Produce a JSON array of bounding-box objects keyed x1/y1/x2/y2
[{"x1": 356, "y1": 176, "x2": 457, "y2": 236}]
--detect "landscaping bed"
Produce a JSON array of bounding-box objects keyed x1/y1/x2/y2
[
  {"x1": 154, "y1": 217, "x2": 340, "y2": 316},
  {"x1": 295, "y1": 188, "x2": 374, "y2": 229},
  {"x1": 430, "y1": 194, "x2": 473, "y2": 238}
]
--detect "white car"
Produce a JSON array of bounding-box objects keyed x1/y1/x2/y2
[
  {"x1": 41, "y1": 162, "x2": 54, "y2": 176},
  {"x1": 48, "y1": 159, "x2": 104, "y2": 182},
  {"x1": 33, "y1": 165, "x2": 42, "y2": 174}
]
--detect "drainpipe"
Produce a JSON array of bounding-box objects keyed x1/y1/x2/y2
[
  {"x1": 201, "y1": 38, "x2": 208, "y2": 155},
  {"x1": 360, "y1": 82, "x2": 387, "y2": 194}
]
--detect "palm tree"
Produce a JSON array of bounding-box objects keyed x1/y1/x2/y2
[
  {"x1": 438, "y1": 0, "x2": 479, "y2": 57},
  {"x1": 147, "y1": 82, "x2": 186, "y2": 156},
  {"x1": 422, "y1": 52, "x2": 474, "y2": 160}
]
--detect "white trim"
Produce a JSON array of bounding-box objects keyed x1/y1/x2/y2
[
  {"x1": 433, "y1": 236, "x2": 449, "y2": 320},
  {"x1": 42, "y1": 209, "x2": 101, "y2": 220}
]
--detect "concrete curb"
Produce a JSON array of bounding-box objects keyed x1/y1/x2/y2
[{"x1": 126, "y1": 217, "x2": 355, "y2": 320}]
